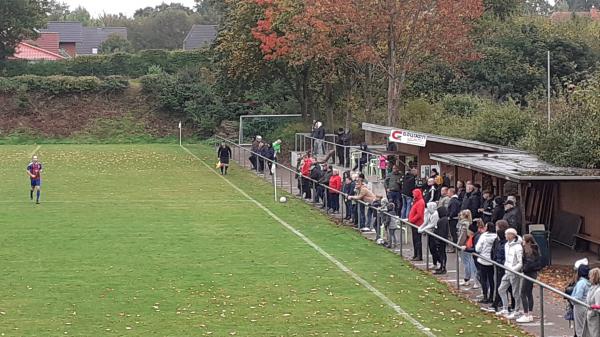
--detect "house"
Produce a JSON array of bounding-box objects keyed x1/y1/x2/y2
[
  {"x1": 361, "y1": 122, "x2": 600, "y2": 258},
  {"x1": 550, "y1": 6, "x2": 600, "y2": 22},
  {"x1": 79, "y1": 27, "x2": 127, "y2": 55},
  {"x1": 183, "y1": 25, "x2": 217, "y2": 50},
  {"x1": 9, "y1": 32, "x2": 66, "y2": 61},
  {"x1": 41, "y1": 22, "x2": 83, "y2": 57},
  {"x1": 41, "y1": 21, "x2": 127, "y2": 57}
]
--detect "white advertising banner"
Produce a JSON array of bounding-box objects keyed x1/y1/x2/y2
[{"x1": 388, "y1": 129, "x2": 427, "y2": 147}]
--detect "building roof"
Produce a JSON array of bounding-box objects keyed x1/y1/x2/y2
[
  {"x1": 551, "y1": 8, "x2": 600, "y2": 22},
  {"x1": 183, "y1": 25, "x2": 217, "y2": 50},
  {"x1": 77, "y1": 27, "x2": 128, "y2": 55},
  {"x1": 362, "y1": 122, "x2": 522, "y2": 153},
  {"x1": 430, "y1": 153, "x2": 600, "y2": 182},
  {"x1": 11, "y1": 42, "x2": 66, "y2": 61},
  {"x1": 42, "y1": 21, "x2": 83, "y2": 43},
  {"x1": 26, "y1": 32, "x2": 60, "y2": 55}
]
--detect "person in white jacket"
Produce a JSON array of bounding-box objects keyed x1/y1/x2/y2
[
  {"x1": 419, "y1": 202, "x2": 440, "y2": 269},
  {"x1": 475, "y1": 222, "x2": 497, "y2": 304},
  {"x1": 497, "y1": 228, "x2": 524, "y2": 319}
]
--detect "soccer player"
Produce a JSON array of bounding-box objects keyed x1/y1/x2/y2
[
  {"x1": 27, "y1": 155, "x2": 43, "y2": 204},
  {"x1": 217, "y1": 143, "x2": 232, "y2": 175}
]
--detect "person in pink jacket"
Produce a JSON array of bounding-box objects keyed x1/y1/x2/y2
[{"x1": 378, "y1": 155, "x2": 388, "y2": 179}]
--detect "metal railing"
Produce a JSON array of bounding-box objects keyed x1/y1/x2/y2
[
  {"x1": 213, "y1": 136, "x2": 592, "y2": 337},
  {"x1": 295, "y1": 133, "x2": 387, "y2": 175}
]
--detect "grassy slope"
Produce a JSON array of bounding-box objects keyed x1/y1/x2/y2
[{"x1": 0, "y1": 144, "x2": 524, "y2": 336}]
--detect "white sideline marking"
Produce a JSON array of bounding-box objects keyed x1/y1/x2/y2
[
  {"x1": 29, "y1": 145, "x2": 42, "y2": 157},
  {"x1": 181, "y1": 145, "x2": 436, "y2": 337}
]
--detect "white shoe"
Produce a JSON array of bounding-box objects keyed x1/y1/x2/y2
[
  {"x1": 496, "y1": 309, "x2": 509, "y2": 316},
  {"x1": 471, "y1": 283, "x2": 480, "y2": 289},
  {"x1": 506, "y1": 311, "x2": 521, "y2": 320},
  {"x1": 459, "y1": 280, "x2": 470, "y2": 286},
  {"x1": 516, "y1": 314, "x2": 533, "y2": 323}
]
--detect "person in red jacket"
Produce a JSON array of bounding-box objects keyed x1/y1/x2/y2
[
  {"x1": 300, "y1": 153, "x2": 313, "y2": 200},
  {"x1": 409, "y1": 188, "x2": 425, "y2": 261},
  {"x1": 328, "y1": 169, "x2": 342, "y2": 213}
]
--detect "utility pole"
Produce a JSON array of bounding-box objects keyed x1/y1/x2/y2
[{"x1": 547, "y1": 51, "x2": 551, "y2": 128}]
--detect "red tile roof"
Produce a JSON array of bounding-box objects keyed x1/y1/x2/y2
[
  {"x1": 551, "y1": 8, "x2": 600, "y2": 22},
  {"x1": 26, "y1": 32, "x2": 60, "y2": 55},
  {"x1": 11, "y1": 42, "x2": 66, "y2": 61}
]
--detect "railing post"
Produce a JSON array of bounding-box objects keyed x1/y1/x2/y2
[
  {"x1": 295, "y1": 134, "x2": 298, "y2": 152},
  {"x1": 399, "y1": 220, "x2": 404, "y2": 253},
  {"x1": 289, "y1": 170, "x2": 293, "y2": 194},
  {"x1": 425, "y1": 234, "x2": 430, "y2": 271},
  {"x1": 456, "y1": 251, "x2": 461, "y2": 290},
  {"x1": 540, "y1": 286, "x2": 545, "y2": 337}
]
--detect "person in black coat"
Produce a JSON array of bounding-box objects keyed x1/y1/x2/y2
[
  {"x1": 491, "y1": 197, "x2": 505, "y2": 223},
  {"x1": 310, "y1": 163, "x2": 324, "y2": 203},
  {"x1": 336, "y1": 128, "x2": 352, "y2": 166},
  {"x1": 264, "y1": 143, "x2": 275, "y2": 175},
  {"x1": 217, "y1": 143, "x2": 232, "y2": 175},
  {"x1": 434, "y1": 206, "x2": 450, "y2": 274},
  {"x1": 400, "y1": 168, "x2": 417, "y2": 219},
  {"x1": 447, "y1": 187, "x2": 462, "y2": 248},
  {"x1": 461, "y1": 182, "x2": 482, "y2": 219}
]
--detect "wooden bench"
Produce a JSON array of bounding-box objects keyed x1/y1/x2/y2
[{"x1": 574, "y1": 233, "x2": 600, "y2": 257}]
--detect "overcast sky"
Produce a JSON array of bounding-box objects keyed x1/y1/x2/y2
[{"x1": 62, "y1": 0, "x2": 198, "y2": 17}]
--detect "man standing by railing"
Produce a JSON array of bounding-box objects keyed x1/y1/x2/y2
[
  {"x1": 336, "y1": 127, "x2": 351, "y2": 167},
  {"x1": 401, "y1": 168, "x2": 417, "y2": 219},
  {"x1": 384, "y1": 165, "x2": 403, "y2": 214},
  {"x1": 409, "y1": 189, "x2": 425, "y2": 261},
  {"x1": 312, "y1": 121, "x2": 325, "y2": 156},
  {"x1": 348, "y1": 179, "x2": 377, "y2": 232}
]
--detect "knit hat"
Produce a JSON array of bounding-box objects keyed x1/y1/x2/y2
[{"x1": 505, "y1": 228, "x2": 517, "y2": 236}]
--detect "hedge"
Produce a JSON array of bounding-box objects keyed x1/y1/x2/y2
[
  {"x1": 0, "y1": 75, "x2": 129, "y2": 94},
  {"x1": 0, "y1": 49, "x2": 212, "y2": 78}
]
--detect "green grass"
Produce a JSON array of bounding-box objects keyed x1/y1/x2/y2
[{"x1": 0, "y1": 144, "x2": 526, "y2": 336}]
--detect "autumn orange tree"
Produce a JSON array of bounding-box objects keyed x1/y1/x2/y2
[{"x1": 252, "y1": 0, "x2": 484, "y2": 126}]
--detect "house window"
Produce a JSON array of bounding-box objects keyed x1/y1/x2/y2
[{"x1": 92, "y1": 48, "x2": 98, "y2": 54}]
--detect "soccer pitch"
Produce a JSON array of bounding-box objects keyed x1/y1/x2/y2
[{"x1": 0, "y1": 144, "x2": 524, "y2": 336}]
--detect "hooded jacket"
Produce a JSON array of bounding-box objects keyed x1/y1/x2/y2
[
  {"x1": 434, "y1": 206, "x2": 449, "y2": 238},
  {"x1": 475, "y1": 231, "x2": 498, "y2": 266},
  {"x1": 503, "y1": 207, "x2": 522, "y2": 231},
  {"x1": 419, "y1": 202, "x2": 440, "y2": 233},
  {"x1": 504, "y1": 239, "x2": 523, "y2": 273},
  {"x1": 329, "y1": 175, "x2": 342, "y2": 194},
  {"x1": 408, "y1": 189, "x2": 425, "y2": 226},
  {"x1": 491, "y1": 197, "x2": 505, "y2": 223},
  {"x1": 457, "y1": 219, "x2": 471, "y2": 246},
  {"x1": 384, "y1": 171, "x2": 403, "y2": 192},
  {"x1": 492, "y1": 230, "x2": 507, "y2": 265},
  {"x1": 462, "y1": 190, "x2": 483, "y2": 218}
]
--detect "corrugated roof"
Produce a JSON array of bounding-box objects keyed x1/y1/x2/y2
[
  {"x1": 430, "y1": 153, "x2": 600, "y2": 182},
  {"x1": 362, "y1": 122, "x2": 522, "y2": 153},
  {"x1": 42, "y1": 21, "x2": 83, "y2": 43},
  {"x1": 77, "y1": 27, "x2": 127, "y2": 55},
  {"x1": 183, "y1": 25, "x2": 217, "y2": 50}
]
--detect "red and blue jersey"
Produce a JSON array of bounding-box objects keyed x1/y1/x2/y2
[{"x1": 27, "y1": 162, "x2": 42, "y2": 180}]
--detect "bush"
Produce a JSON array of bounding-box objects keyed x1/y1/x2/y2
[
  {"x1": 441, "y1": 94, "x2": 483, "y2": 117},
  {"x1": 0, "y1": 75, "x2": 129, "y2": 95},
  {"x1": 472, "y1": 102, "x2": 532, "y2": 147},
  {"x1": 0, "y1": 49, "x2": 212, "y2": 78}
]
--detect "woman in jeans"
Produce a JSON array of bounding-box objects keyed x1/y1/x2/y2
[
  {"x1": 517, "y1": 234, "x2": 542, "y2": 323},
  {"x1": 457, "y1": 210, "x2": 477, "y2": 287}
]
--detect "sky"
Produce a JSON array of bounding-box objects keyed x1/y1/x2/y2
[{"x1": 62, "y1": 0, "x2": 198, "y2": 17}]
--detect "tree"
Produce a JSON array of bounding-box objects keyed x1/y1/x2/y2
[
  {"x1": 129, "y1": 9, "x2": 196, "y2": 50},
  {"x1": 64, "y1": 6, "x2": 93, "y2": 26},
  {"x1": 0, "y1": 0, "x2": 49, "y2": 60},
  {"x1": 273, "y1": 0, "x2": 484, "y2": 126},
  {"x1": 484, "y1": 0, "x2": 522, "y2": 20},
  {"x1": 47, "y1": 0, "x2": 70, "y2": 21},
  {"x1": 99, "y1": 34, "x2": 133, "y2": 54}
]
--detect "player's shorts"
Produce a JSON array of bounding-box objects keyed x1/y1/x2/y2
[{"x1": 30, "y1": 179, "x2": 41, "y2": 187}]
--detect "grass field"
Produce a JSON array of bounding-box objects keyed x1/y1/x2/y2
[{"x1": 0, "y1": 144, "x2": 525, "y2": 336}]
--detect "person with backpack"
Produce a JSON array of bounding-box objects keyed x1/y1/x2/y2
[{"x1": 517, "y1": 234, "x2": 544, "y2": 323}]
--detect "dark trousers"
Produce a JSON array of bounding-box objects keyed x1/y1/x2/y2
[
  {"x1": 436, "y1": 240, "x2": 447, "y2": 268},
  {"x1": 428, "y1": 236, "x2": 439, "y2": 265},
  {"x1": 480, "y1": 264, "x2": 495, "y2": 300},
  {"x1": 336, "y1": 145, "x2": 345, "y2": 166},
  {"x1": 302, "y1": 178, "x2": 312, "y2": 199},
  {"x1": 449, "y1": 219, "x2": 458, "y2": 243},
  {"x1": 353, "y1": 158, "x2": 367, "y2": 172},
  {"x1": 412, "y1": 227, "x2": 422, "y2": 259},
  {"x1": 358, "y1": 204, "x2": 374, "y2": 228},
  {"x1": 345, "y1": 200, "x2": 353, "y2": 219},
  {"x1": 388, "y1": 191, "x2": 401, "y2": 215},
  {"x1": 258, "y1": 158, "x2": 265, "y2": 172},
  {"x1": 249, "y1": 155, "x2": 257, "y2": 169},
  {"x1": 521, "y1": 274, "x2": 536, "y2": 312},
  {"x1": 329, "y1": 193, "x2": 339, "y2": 212}
]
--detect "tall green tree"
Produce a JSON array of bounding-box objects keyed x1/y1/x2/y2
[{"x1": 0, "y1": 0, "x2": 49, "y2": 60}]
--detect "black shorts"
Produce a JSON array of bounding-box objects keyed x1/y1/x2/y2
[{"x1": 220, "y1": 157, "x2": 230, "y2": 165}]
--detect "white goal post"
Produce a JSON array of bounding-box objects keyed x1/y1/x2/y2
[{"x1": 238, "y1": 114, "x2": 302, "y2": 145}]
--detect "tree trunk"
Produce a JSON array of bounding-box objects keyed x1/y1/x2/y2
[{"x1": 325, "y1": 82, "x2": 335, "y2": 130}]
